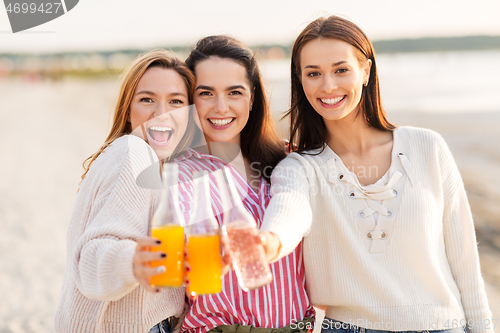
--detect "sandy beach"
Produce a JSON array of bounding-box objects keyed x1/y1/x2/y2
[{"x1": 0, "y1": 76, "x2": 499, "y2": 332}]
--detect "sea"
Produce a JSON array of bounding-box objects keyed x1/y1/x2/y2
[{"x1": 259, "y1": 50, "x2": 500, "y2": 116}]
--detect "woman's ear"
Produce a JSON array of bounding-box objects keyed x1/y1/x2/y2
[{"x1": 364, "y1": 59, "x2": 372, "y2": 84}]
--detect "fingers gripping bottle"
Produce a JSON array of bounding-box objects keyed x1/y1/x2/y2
[
  {"x1": 220, "y1": 167, "x2": 273, "y2": 291},
  {"x1": 150, "y1": 163, "x2": 185, "y2": 288},
  {"x1": 187, "y1": 171, "x2": 222, "y2": 296}
]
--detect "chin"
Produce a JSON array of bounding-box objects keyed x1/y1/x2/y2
[{"x1": 152, "y1": 146, "x2": 175, "y2": 161}]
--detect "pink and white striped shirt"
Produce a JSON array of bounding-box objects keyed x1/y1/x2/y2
[{"x1": 174, "y1": 149, "x2": 314, "y2": 333}]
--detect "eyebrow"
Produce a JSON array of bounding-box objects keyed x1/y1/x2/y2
[
  {"x1": 195, "y1": 85, "x2": 247, "y2": 91},
  {"x1": 304, "y1": 61, "x2": 347, "y2": 69},
  {"x1": 136, "y1": 90, "x2": 187, "y2": 98},
  {"x1": 170, "y1": 92, "x2": 188, "y2": 98},
  {"x1": 195, "y1": 85, "x2": 213, "y2": 91},
  {"x1": 136, "y1": 90, "x2": 156, "y2": 96}
]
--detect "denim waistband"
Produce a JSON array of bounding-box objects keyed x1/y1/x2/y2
[{"x1": 149, "y1": 318, "x2": 171, "y2": 333}]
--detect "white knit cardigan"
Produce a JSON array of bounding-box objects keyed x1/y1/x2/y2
[
  {"x1": 261, "y1": 126, "x2": 492, "y2": 333},
  {"x1": 55, "y1": 135, "x2": 185, "y2": 333}
]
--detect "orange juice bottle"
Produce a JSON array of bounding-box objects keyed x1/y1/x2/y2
[
  {"x1": 150, "y1": 163, "x2": 185, "y2": 288},
  {"x1": 187, "y1": 171, "x2": 222, "y2": 296}
]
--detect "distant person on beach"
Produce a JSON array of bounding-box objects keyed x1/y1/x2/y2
[
  {"x1": 260, "y1": 15, "x2": 493, "y2": 333},
  {"x1": 55, "y1": 50, "x2": 199, "y2": 333}
]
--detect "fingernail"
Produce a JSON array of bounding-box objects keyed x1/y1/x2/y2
[
  {"x1": 184, "y1": 252, "x2": 187, "y2": 258},
  {"x1": 156, "y1": 240, "x2": 162, "y2": 244},
  {"x1": 185, "y1": 279, "x2": 190, "y2": 285},
  {"x1": 160, "y1": 253, "x2": 166, "y2": 258},
  {"x1": 157, "y1": 266, "x2": 166, "y2": 273},
  {"x1": 185, "y1": 266, "x2": 191, "y2": 272}
]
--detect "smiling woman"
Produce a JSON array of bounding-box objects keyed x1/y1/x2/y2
[
  {"x1": 158, "y1": 35, "x2": 316, "y2": 333},
  {"x1": 129, "y1": 66, "x2": 191, "y2": 160},
  {"x1": 193, "y1": 56, "x2": 253, "y2": 146},
  {"x1": 260, "y1": 15, "x2": 493, "y2": 333},
  {"x1": 54, "y1": 50, "x2": 197, "y2": 333}
]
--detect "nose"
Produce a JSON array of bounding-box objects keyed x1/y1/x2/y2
[
  {"x1": 214, "y1": 96, "x2": 229, "y2": 114},
  {"x1": 153, "y1": 102, "x2": 171, "y2": 119},
  {"x1": 320, "y1": 74, "x2": 338, "y2": 93}
]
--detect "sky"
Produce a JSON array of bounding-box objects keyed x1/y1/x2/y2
[{"x1": 1, "y1": 0, "x2": 500, "y2": 53}]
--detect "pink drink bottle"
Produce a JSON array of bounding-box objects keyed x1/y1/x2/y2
[{"x1": 218, "y1": 168, "x2": 273, "y2": 291}]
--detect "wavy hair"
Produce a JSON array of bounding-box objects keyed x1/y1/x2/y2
[
  {"x1": 81, "y1": 49, "x2": 196, "y2": 183},
  {"x1": 288, "y1": 15, "x2": 396, "y2": 153}
]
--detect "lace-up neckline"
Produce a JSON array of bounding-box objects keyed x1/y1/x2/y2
[
  {"x1": 342, "y1": 169, "x2": 402, "y2": 218},
  {"x1": 322, "y1": 128, "x2": 418, "y2": 253}
]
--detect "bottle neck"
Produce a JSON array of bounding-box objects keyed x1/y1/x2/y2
[
  {"x1": 153, "y1": 163, "x2": 184, "y2": 227},
  {"x1": 189, "y1": 172, "x2": 219, "y2": 234},
  {"x1": 224, "y1": 168, "x2": 256, "y2": 227}
]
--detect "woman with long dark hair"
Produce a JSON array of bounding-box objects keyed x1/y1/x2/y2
[
  {"x1": 261, "y1": 16, "x2": 492, "y2": 333},
  {"x1": 171, "y1": 35, "x2": 315, "y2": 333}
]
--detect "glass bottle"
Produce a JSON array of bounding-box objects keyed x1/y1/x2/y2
[
  {"x1": 220, "y1": 167, "x2": 273, "y2": 291},
  {"x1": 150, "y1": 162, "x2": 185, "y2": 288},
  {"x1": 186, "y1": 171, "x2": 222, "y2": 296}
]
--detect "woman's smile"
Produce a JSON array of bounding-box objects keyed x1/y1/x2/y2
[
  {"x1": 318, "y1": 95, "x2": 346, "y2": 108},
  {"x1": 147, "y1": 124, "x2": 174, "y2": 145},
  {"x1": 208, "y1": 117, "x2": 236, "y2": 128}
]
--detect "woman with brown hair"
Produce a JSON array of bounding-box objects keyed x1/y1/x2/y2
[
  {"x1": 170, "y1": 35, "x2": 315, "y2": 333},
  {"x1": 261, "y1": 15, "x2": 492, "y2": 333},
  {"x1": 55, "y1": 50, "x2": 198, "y2": 333}
]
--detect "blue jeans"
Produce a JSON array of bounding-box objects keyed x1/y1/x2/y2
[
  {"x1": 148, "y1": 318, "x2": 171, "y2": 333},
  {"x1": 321, "y1": 318, "x2": 466, "y2": 333}
]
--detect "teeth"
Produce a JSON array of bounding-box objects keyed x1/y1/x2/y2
[
  {"x1": 320, "y1": 96, "x2": 345, "y2": 105},
  {"x1": 209, "y1": 118, "x2": 234, "y2": 126},
  {"x1": 150, "y1": 126, "x2": 172, "y2": 132}
]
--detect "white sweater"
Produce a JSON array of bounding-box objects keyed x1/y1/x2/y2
[
  {"x1": 55, "y1": 135, "x2": 185, "y2": 333},
  {"x1": 261, "y1": 126, "x2": 492, "y2": 333}
]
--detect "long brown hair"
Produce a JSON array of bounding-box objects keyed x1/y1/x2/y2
[
  {"x1": 288, "y1": 15, "x2": 396, "y2": 153},
  {"x1": 81, "y1": 49, "x2": 196, "y2": 182},
  {"x1": 185, "y1": 35, "x2": 286, "y2": 181}
]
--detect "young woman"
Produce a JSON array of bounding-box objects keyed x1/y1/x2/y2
[
  {"x1": 55, "y1": 50, "x2": 198, "y2": 333},
  {"x1": 260, "y1": 16, "x2": 493, "y2": 333},
  {"x1": 171, "y1": 35, "x2": 315, "y2": 333}
]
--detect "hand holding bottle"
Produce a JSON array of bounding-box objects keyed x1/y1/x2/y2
[
  {"x1": 133, "y1": 237, "x2": 167, "y2": 293},
  {"x1": 257, "y1": 231, "x2": 282, "y2": 262}
]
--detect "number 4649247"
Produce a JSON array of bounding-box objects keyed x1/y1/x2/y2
[{"x1": 6, "y1": 3, "x2": 62, "y2": 14}]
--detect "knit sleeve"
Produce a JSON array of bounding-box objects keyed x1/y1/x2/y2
[
  {"x1": 261, "y1": 153, "x2": 313, "y2": 261},
  {"x1": 437, "y1": 135, "x2": 493, "y2": 333},
  {"x1": 72, "y1": 135, "x2": 161, "y2": 301}
]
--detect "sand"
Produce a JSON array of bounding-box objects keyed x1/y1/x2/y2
[{"x1": 0, "y1": 76, "x2": 498, "y2": 332}]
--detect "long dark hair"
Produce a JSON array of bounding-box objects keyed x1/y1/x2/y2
[
  {"x1": 186, "y1": 35, "x2": 286, "y2": 181},
  {"x1": 288, "y1": 15, "x2": 396, "y2": 153}
]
